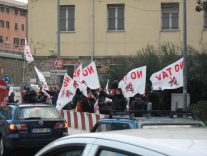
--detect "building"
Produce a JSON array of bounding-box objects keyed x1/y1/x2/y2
[
  {"x1": 0, "y1": 0, "x2": 27, "y2": 53},
  {"x1": 0, "y1": 0, "x2": 27, "y2": 84},
  {"x1": 27, "y1": 0, "x2": 207, "y2": 84}
]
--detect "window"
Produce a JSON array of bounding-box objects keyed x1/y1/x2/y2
[
  {"x1": 15, "y1": 23, "x2": 18, "y2": 30},
  {"x1": 204, "y1": 2, "x2": 207, "y2": 29},
  {"x1": 20, "y1": 39, "x2": 25, "y2": 45},
  {"x1": 99, "y1": 150, "x2": 128, "y2": 156},
  {"x1": 18, "y1": 107, "x2": 60, "y2": 119},
  {"x1": 161, "y1": 3, "x2": 179, "y2": 30},
  {"x1": 0, "y1": 20, "x2": 4, "y2": 28},
  {"x1": 0, "y1": 107, "x2": 13, "y2": 120},
  {"x1": 6, "y1": 7, "x2": 9, "y2": 13},
  {"x1": 15, "y1": 8, "x2": 18, "y2": 15},
  {"x1": 21, "y1": 24, "x2": 24, "y2": 31},
  {"x1": 14, "y1": 38, "x2": 19, "y2": 45},
  {"x1": 107, "y1": 4, "x2": 125, "y2": 31},
  {"x1": 60, "y1": 5, "x2": 75, "y2": 31},
  {"x1": 20, "y1": 9, "x2": 26, "y2": 16},
  {"x1": 6, "y1": 21, "x2": 9, "y2": 28},
  {"x1": 42, "y1": 146, "x2": 85, "y2": 156},
  {"x1": 6, "y1": 37, "x2": 9, "y2": 44},
  {"x1": 0, "y1": 5, "x2": 4, "y2": 12},
  {"x1": 0, "y1": 36, "x2": 3, "y2": 43}
]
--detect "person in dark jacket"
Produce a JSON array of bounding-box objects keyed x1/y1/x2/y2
[
  {"x1": 8, "y1": 92, "x2": 19, "y2": 103},
  {"x1": 71, "y1": 88, "x2": 83, "y2": 109},
  {"x1": 97, "y1": 88, "x2": 112, "y2": 114},
  {"x1": 129, "y1": 93, "x2": 147, "y2": 117},
  {"x1": 101, "y1": 88, "x2": 127, "y2": 113}
]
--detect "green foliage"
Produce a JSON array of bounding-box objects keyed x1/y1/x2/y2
[
  {"x1": 189, "y1": 101, "x2": 207, "y2": 124},
  {"x1": 109, "y1": 42, "x2": 207, "y2": 110}
]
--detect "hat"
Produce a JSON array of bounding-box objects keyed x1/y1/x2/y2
[{"x1": 110, "y1": 80, "x2": 119, "y2": 89}]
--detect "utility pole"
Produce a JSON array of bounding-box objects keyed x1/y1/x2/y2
[
  {"x1": 56, "y1": 0, "x2": 60, "y2": 85},
  {"x1": 57, "y1": 0, "x2": 60, "y2": 57},
  {"x1": 183, "y1": 0, "x2": 188, "y2": 111},
  {"x1": 89, "y1": 0, "x2": 94, "y2": 62}
]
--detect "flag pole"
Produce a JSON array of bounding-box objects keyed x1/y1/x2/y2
[
  {"x1": 183, "y1": 0, "x2": 188, "y2": 111},
  {"x1": 23, "y1": 46, "x2": 26, "y2": 84}
]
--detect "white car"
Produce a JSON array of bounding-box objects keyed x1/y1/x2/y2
[{"x1": 35, "y1": 128, "x2": 207, "y2": 156}]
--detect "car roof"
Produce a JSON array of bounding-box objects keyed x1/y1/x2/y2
[
  {"x1": 136, "y1": 117, "x2": 205, "y2": 125},
  {"x1": 98, "y1": 115, "x2": 205, "y2": 126},
  {"x1": 40, "y1": 128, "x2": 207, "y2": 156},
  {"x1": 6, "y1": 103, "x2": 54, "y2": 108},
  {"x1": 98, "y1": 117, "x2": 136, "y2": 123}
]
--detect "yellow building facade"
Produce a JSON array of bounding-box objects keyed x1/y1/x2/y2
[{"x1": 28, "y1": 0, "x2": 207, "y2": 59}]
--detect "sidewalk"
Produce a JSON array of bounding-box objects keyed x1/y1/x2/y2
[{"x1": 68, "y1": 127, "x2": 89, "y2": 135}]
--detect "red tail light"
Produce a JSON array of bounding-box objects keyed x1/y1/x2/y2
[
  {"x1": 55, "y1": 122, "x2": 68, "y2": 129},
  {"x1": 9, "y1": 124, "x2": 28, "y2": 131}
]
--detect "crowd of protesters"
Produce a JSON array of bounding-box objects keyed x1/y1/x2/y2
[
  {"x1": 64, "y1": 80, "x2": 149, "y2": 115},
  {"x1": 7, "y1": 80, "x2": 149, "y2": 115}
]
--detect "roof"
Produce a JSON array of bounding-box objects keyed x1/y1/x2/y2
[
  {"x1": 6, "y1": 103, "x2": 54, "y2": 107},
  {"x1": 0, "y1": 0, "x2": 27, "y2": 9},
  {"x1": 55, "y1": 128, "x2": 207, "y2": 156},
  {"x1": 136, "y1": 117, "x2": 205, "y2": 127}
]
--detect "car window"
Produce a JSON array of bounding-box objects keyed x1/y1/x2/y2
[
  {"x1": 99, "y1": 150, "x2": 130, "y2": 156},
  {"x1": 0, "y1": 106, "x2": 13, "y2": 120},
  {"x1": 95, "y1": 123, "x2": 111, "y2": 132},
  {"x1": 96, "y1": 147, "x2": 141, "y2": 156},
  {"x1": 43, "y1": 145, "x2": 85, "y2": 156},
  {"x1": 53, "y1": 149, "x2": 82, "y2": 156},
  {"x1": 18, "y1": 107, "x2": 60, "y2": 119},
  {"x1": 111, "y1": 123, "x2": 130, "y2": 130}
]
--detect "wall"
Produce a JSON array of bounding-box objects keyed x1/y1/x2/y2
[{"x1": 28, "y1": 0, "x2": 207, "y2": 58}]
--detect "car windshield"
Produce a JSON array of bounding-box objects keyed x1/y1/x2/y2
[{"x1": 18, "y1": 106, "x2": 61, "y2": 119}]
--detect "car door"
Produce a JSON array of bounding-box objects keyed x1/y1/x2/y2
[{"x1": 0, "y1": 106, "x2": 13, "y2": 136}]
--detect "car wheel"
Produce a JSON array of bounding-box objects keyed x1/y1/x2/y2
[{"x1": 0, "y1": 137, "x2": 9, "y2": 156}]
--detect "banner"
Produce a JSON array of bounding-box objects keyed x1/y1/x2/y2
[
  {"x1": 24, "y1": 38, "x2": 34, "y2": 64},
  {"x1": 56, "y1": 73, "x2": 76, "y2": 110},
  {"x1": 34, "y1": 66, "x2": 49, "y2": 91},
  {"x1": 0, "y1": 80, "x2": 8, "y2": 106},
  {"x1": 81, "y1": 61, "x2": 100, "y2": 89},
  {"x1": 119, "y1": 66, "x2": 146, "y2": 97},
  {"x1": 73, "y1": 64, "x2": 82, "y2": 89},
  {"x1": 150, "y1": 58, "x2": 184, "y2": 90},
  {"x1": 105, "y1": 79, "x2": 112, "y2": 102}
]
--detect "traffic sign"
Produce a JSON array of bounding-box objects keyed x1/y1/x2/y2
[
  {"x1": 3, "y1": 75, "x2": 11, "y2": 84},
  {"x1": 50, "y1": 70, "x2": 67, "y2": 76},
  {"x1": 52, "y1": 57, "x2": 64, "y2": 70}
]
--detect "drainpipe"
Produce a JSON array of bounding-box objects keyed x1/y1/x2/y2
[
  {"x1": 89, "y1": 0, "x2": 94, "y2": 62},
  {"x1": 57, "y1": 0, "x2": 60, "y2": 57}
]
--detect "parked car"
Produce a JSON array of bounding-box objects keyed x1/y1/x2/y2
[
  {"x1": 0, "y1": 103, "x2": 68, "y2": 156},
  {"x1": 35, "y1": 128, "x2": 207, "y2": 156},
  {"x1": 91, "y1": 111, "x2": 205, "y2": 132}
]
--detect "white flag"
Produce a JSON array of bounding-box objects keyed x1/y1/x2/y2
[
  {"x1": 34, "y1": 66, "x2": 49, "y2": 91},
  {"x1": 73, "y1": 64, "x2": 82, "y2": 89},
  {"x1": 81, "y1": 61, "x2": 100, "y2": 89},
  {"x1": 150, "y1": 58, "x2": 184, "y2": 90},
  {"x1": 24, "y1": 38, "x2": 34, "y2": 64},
  {"x1": 56, "y1": 73, "x2": 76, "y2": 110},
  {"x1": 105, "y1": 79, "x2": 112, "y2": 102},
  {"x1": 119, "y1": 66, "x2": 147, "y2": 97}
]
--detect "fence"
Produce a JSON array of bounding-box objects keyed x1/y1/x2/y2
[{"x1": 61, "y1": 110, "x2": 107, "y2": 132}]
